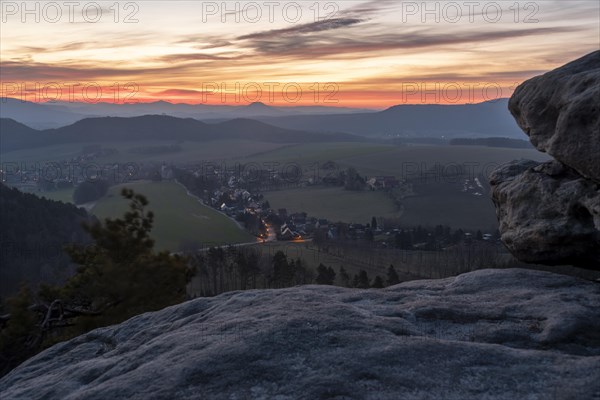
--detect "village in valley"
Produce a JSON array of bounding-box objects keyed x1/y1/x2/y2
[
  {"x1": 168, "y1": 159, "x2": 500, "y2": 250},
  {"x1": 1, "y1": 144, "x2": 501, "y2": 253}
]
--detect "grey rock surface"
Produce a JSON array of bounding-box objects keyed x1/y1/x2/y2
[
  {"x1": 508, "y1": 51, "x2": 600, "y2": 183},
  {"x1": 1, "y1": 269, "x2": 600, "y2": 400},
  {"x1": 492, "y1": 52, "x2": 600, "y2": 267},
  {"x1": 490, "y1": 159, "x2": 600, "y2": 267}
]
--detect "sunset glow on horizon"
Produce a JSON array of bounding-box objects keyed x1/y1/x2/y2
[{"x1": 1, "y1": 0, "x2": 598, "y2": 108}]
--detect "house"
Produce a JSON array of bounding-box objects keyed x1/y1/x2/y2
[
  {"x1": 160, "y1": 164, "x2": 174, "y2": 180},
  {"x1": 367, "y1": 177, "x2": 381, "y2": 190},
  {"x1": 368, "y1": 176, "x2": 401, "y2": 190},
  {"x1": 220, "y1": 203, "x2": 235, "y2": 213},
  {"x1": 327, "y1": 226, "x2": 339, "y2": 240},
  {"x1": 278, "y1": 208, "x2": 288, "y2": 221},
  {"x1": 316, "y1": 219, "x2": 329, "y2": 229},
  {"x1": 280, "y1": 229, "x2": 294, "y2": 240},
  {"x1": 280, "y1": 224, "x2": 298, "y2": 240},
  {"x1": 289, "y1": 212, "x2": 307, "y2": 225}
]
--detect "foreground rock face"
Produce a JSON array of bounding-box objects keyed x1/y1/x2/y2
[
  {"x1": 490, "y1": 160, "x2": 600, "y2": 266},
  {"x1": 508, "y1": 51, "x2": 600, "y2": 183},
  {"x1": 492, "y1": 52, "x2": 600, "y2": 268},
  {"x1": 1, "y1": 269, "x2": 599, "y2": 400}
]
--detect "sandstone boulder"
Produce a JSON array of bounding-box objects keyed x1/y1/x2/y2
[
  {"x1": 490, "y1": 159, "x2": 600, "y2": 267},
  {"x1": 508, "y1": 51, "x2": 600, "y2": 183},
  {"x1": 1, "y1": 269, "x2": 599, "y2": 400}
]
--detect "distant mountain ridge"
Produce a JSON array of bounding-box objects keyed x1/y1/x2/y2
[
  {"x1": 0, "y1": 98, "x2": 374, "y2": 129},
  {"x1": 0, "y1": 115, "x2": 364, "y2": 152},
  {"x1": 1, "y1": 98, "x2": 525, "y2": 143},
  {"x1": 255, "y1": 99, "x2": 525, "y2": 139}
]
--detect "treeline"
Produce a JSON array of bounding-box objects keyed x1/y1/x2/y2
[
  {"x1": 173, "y1": 167, "x2": 221, "y2": 198},
  {"x1": 128, "y1": 144, "x2": 182, "y2": 155},
  {"x1": 392, "y1": 225, "x2": 486, "y2": 250},
  {"x1": 320, "y1": 166, "x2": 367, "y2": 190},
  {"x1": 0, "y1": 184, "x2": 92, "y2": 297},
  {"x1": 187, "y1": 247, "x2": 402, "y2": 297},
  {"x1": 72, "y1": 179, "x2": 110, "y2": 204},
  {"x1": 449, "y1": 137, "x2": 532, "y2": 148},
  {"x1": 314, "y1": 220, "x2": 498, "y2": 251},
  {"x1": 39, "y1": 176, "x2": 110, "y2": 205}
]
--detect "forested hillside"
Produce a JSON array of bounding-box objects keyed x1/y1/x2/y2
[{"x1": 0, "y1": 184, "x2": 92, "y2": 296}]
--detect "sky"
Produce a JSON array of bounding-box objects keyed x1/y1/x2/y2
[{"x1": 1, "y1": 0, "x2": 598, "y2": 108}]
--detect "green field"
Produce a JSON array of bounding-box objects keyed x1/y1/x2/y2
[
  {"x1": 235, "y1": 142, "x2": 396, "y2": 165},
  {"x1": 1, "y1": 140, "x2": 289, "y2": 165},
  {"x1": 264, "y1": 186, "x2": 399, "y2": 224},
  {"x1": 36, "y1": 187, "x2": 76, "y2": 203},
  {"x1": 237, "y1": 142, "x2": 550, "y2": 177},
  {"x1": 244, "y1": 143, "x2": 551, "y2": 230},
  {"x1": 98, "y1": 140, "x2": 289, "y2": 164},
  {"x1": 91, "y1": 181, "x2": 255, "y2": 251},
  {"x1": 334, "y1": 145, "x2": 551, "y2": 177},
  {"x1": 400, "y1": 191, "x2": 498, "y2": 231}
]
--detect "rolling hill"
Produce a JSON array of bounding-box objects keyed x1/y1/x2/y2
[
  {"x1": 0, "y1": 115, "x2": 365, "y2": 152},
  {"x1": 0, "y1": 98, "x2": 374, "y2": 129},
  {"x1": 1, "y1": 98, "x2": 525, "y2": 141},
  {"x1": 256, "y1": 99, "x2": 525, "y2": 139},
  {"x1": 0, "y1": 119, "x2": 48, "y2": 152}
]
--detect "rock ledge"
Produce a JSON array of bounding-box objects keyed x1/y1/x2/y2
[{"x1": 1, "y1": 268, "x2": 599, "y2": 400}]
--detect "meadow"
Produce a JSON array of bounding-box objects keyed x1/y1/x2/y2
[
  {"x1": 36, "y1": 187, "x2": 76, "y2": 203},
  {"x1": 241, "y1": 143, "x2": 550, "y2": 231},
  {"x1": 334, "y1": 144, "x2": 551, "y2": 177},
  {"x1": 235, "y1": 142, "x2": 397, "y2": 165},
  {"x1": 1, "y1": 140, "x2": 289, "y2": 165},
  {"x1": 91, "y1": 181, "x2": 255, "y2": 251},
  {"x1": 399, "y1": 189, "x2": 498, "y2": 231},
  {"x1": 263, "y1": 186, "x2": 399, "y2": 224}
]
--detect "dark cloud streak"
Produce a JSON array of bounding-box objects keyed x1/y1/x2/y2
[
  {"x1": 0, "y1": 61, "x2": 189, "y2": 81},
  {"x1": 239, "y1": 26, "x2": 584, "y2": 59},
  {"x1": 237, "y1": 18, "x2": 364, "y2": 40}
]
